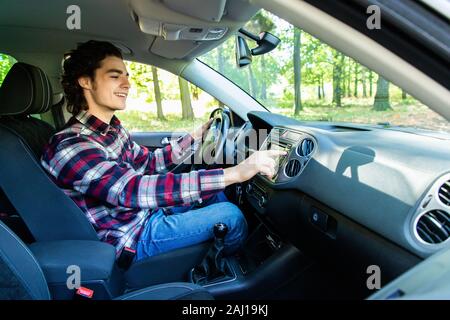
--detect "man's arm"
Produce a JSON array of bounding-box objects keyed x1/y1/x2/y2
[
  {"x1": 129, "y1": 134, "x2": 194, "y2": 175},
  {"x1": 42, "y1": 136, "x2": 223, "y2": 209}
]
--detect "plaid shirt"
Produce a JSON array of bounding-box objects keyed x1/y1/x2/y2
[{"x1": 41, "y1": 111, "x2": 225, "y2": 257}]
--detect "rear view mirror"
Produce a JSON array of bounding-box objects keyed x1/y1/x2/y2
[
  {"x1": 235, "y1": 28, "x2": 280, "y2": 68},
  {"x1": 251, "y1": 32, "x2": 281, "y2": 56},
  {"x1": 235, "y1": 35, "x2": 252, "y2": 68}
]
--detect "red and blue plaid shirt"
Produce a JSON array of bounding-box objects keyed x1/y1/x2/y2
[{"x1": 41, "y1": 111, "x2": 225, "y2": 256}]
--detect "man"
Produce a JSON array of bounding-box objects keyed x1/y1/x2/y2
[{"x1": 41, "y1": 40, "x2": 284, "y2": 261}]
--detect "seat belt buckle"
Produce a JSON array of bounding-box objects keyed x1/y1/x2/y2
[
  {"x1": 74, "y1": 286, "x2": 94, "y2": 300},
  {"x1": 117, "y1": 246, "x2": 136, "y2": 270}
]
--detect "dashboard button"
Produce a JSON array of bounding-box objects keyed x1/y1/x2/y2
[
  {"x1": 259, "y1": 196, "x2": 267, "y2": 208},
  {"x1": 310, "y1": 209, "x2": 328, "y2": 232}
]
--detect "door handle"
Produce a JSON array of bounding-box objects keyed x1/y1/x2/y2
[{"x1": 161, "y1": 137, "x2": 171, "y2": 145}]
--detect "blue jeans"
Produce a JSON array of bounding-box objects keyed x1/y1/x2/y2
[{"x1": 135, "y1": 192, "x2": 248, "y2": 261}]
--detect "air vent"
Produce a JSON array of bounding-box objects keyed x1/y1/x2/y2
[
  {"x1": 438, "y1": 181, "x2": 450, "y2": 206},
  {"x1": 284, "y1": 159, "x2": 302, "y2": 177},
  {"x1": 297, "y1": 138, "x2": 315, "y2": 157},
  {"x1": 416, "y1": 210, "x2": 450, "y2": 244}
]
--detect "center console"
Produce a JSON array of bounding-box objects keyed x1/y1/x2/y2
[
  {"x1": 187, "y1": 128, "x2": 318, "y2": 299},
  {"x1": 246, "y1": 127, "x2": 316, "y2": 213}
]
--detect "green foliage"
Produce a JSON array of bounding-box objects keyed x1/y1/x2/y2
[{"x1": 0, "y1": 54, "x2": 17, "y2": 86}]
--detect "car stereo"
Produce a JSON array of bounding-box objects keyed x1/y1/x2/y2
[{"x1": 260, "y1": 131, "x2": 291, "y2": 182}]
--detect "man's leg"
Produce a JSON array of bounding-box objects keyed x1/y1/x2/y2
[
  {"x1": 166, "y1": 191, "x2": 229, "y2": 215},
  {"x1": 136, "y1": 200, "x2": 247, "y2": 261}
]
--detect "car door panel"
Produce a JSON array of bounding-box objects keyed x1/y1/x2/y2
[{"x1": 130, "y1": 132, "x2": 187, "y2": 151}]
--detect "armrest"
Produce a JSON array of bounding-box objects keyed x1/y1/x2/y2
[{"x1": 29, "y1": 240, "x2": 116, "y2": 284}]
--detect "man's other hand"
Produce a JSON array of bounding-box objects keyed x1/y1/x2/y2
[{"x1": 191, "y1": 118, "x2": 213, "y2": 141}]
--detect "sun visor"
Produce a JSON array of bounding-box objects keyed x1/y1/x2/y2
[
  {"x1": 150, "y1": 38, "x2": 200, "y2": 59},
  {"x1": 162, "y1": 0, "x2": 227, "y2": 22}
]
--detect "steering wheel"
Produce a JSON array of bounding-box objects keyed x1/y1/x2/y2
[
  {"x1": 199, "y1": 108, "x2": 231, "y2": 166},
  {"x1": 169, "y1": 108, "x2": 231, "y2": 173}
]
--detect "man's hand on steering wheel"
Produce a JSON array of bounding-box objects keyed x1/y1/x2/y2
[
  {"x1": 190, "y1": 118, "x2": 213, "y2": 141},
  {"x1": 169, "y1": 108, "x2": 230, "y2": 173}
]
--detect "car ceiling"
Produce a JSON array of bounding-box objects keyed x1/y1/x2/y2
[{"x1": 0, "y1": 0, "x2": 259, "y2": 91}]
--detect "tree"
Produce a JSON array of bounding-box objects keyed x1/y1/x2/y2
[
  {"x1": 0, "y1": 54, "x2": 16, "y2": 86},
  {"x1": 246, "y1": 10, "x2": 275, "y2": 102},
  {"x1": 151, "y1": 66, "x2": 165, "y2": 120},
  {"x1": 402, "y1": 89, "x2": 407, "y2": 101},
  {"x1": 353, "y1": 62, "x2": 359, "y2": 97},
  {"x1": 217, "y1": 48, "x2": 225, "y2": 107},
  {"x1": 373, "y1": 76, "x2": 392, "y2": 111},
  {"x1": 332, "y1": 51, "x2": 345, "y2": 107},
  {"x1": 321, "y1": 76, "x2": 326, "y2": 99},
  {"x1": 260, "y1": 55, "x2": 267, "y2": 101},
  {"x1": 247, "y1": 65, "x2": 258, "y2": 97},
  {"x1": 346, "y1": 59, "x2": 352, "y2": 98},
  {"x1": 362, "y1": 67, "x2": 368, "y2": 98},
  {"x1": 293, "y1": 27, "x2": 302, "y2": 115},
  {"x1": 179, "y1": 77, "x2": 194, "y2": 120}
]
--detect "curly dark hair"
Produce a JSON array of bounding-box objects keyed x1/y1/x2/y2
[{"x1": 61, "y1": 40, "x2": 123, "y2": 116}]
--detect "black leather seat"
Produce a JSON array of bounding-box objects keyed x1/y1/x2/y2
[
  {"x1": 0, "y1": 220, "x2": 212, "y2": 300},
  {"x1": 0, "y1": 62, "x2": 209, "y2": 289}
]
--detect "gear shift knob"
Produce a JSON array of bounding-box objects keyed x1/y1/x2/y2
[{"x1": 213, "y1": 222, "x2": 228, "y2": 239}]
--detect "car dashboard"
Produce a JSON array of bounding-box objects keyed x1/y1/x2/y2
[{"x1": 236, "y1": 111, "x2": 450, "y2": 268}]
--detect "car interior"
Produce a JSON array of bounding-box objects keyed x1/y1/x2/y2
[{"x1": 0, "y1": 0, "x2": 449, "y2": 300}]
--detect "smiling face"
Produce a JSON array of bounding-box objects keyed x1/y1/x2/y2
[{"x1": 78, "y1": 55, "x2": 130, "y2": 123}]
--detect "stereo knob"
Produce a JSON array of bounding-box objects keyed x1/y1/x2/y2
[{"x1": 246, "y1": 184, "x2": 253, "y2": 194}]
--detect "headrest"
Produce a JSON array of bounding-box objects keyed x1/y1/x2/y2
[{"x1": 0, "y1": 62, "x2": 53, "y2": 116}]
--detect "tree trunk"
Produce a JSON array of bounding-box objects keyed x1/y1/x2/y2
[
  {"x1": 260, "y1": 55, "x2": 267, "y2": 101},
  {"x1": 151, "y1": 66, "x2": 165, "y2": 120},
  {"x1": 293, "y1": 28, "x2": 302, "y2": 115},
  {"x1": 179, "y1": 77, "x2": 194, "y2": 120},
  {"x1": 373, "y1": 76, "x2": 392, "y2": 111},
  {"x1": 217, "y1": 49, "x2": 225, "y2": 107},
  {"x1": 347, "y1": 62, "x2": 351, "y2": 98},
  {"x1": 321, "y1": 76, "x2": 325, "y2": 99},
  {"x1": 342, "y1": 57, "x2": 348, "y2": 97},
  {"x1": 369, "y1": 70, "x2": 373, "y2": 97},
  {"x1": 247, "y1": 65, "x2": 257, "y2": 98},
  {"x1": 402, "y1": 89, "x2": 407, "y2": 100},
  {"x1": 362, "y1": 68, "x2": 367, "y2": 98},
  {"x1": 353, "y1": 63, "x2": 359, "y2": 97},
  {"x1": 332, "y1": 52, "x2": 345, "y2": 107}
]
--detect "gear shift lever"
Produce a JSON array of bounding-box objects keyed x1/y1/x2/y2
[{"x1": 189, "y1": 222, "x2": 232, "y2": 285}]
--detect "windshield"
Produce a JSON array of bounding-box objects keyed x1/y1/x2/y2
[{"x1": 199, "y1": 10, "x2": 450, "y2": 134}]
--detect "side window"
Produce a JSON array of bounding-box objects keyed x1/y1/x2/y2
[
  {"x1": 0, "y1": 53, "x2": 17, "y2": 86},
  {"x1": 117, "y1": 61, "x2": 219, "y2": 132}
]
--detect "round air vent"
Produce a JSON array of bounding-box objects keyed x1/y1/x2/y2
[
  {"x1": 284, "y1": 159, "x2": 302, "y2": 177},
  {"x1": 297, "y1": 138, "x2": 315, "y2": 157},
  {"x1": 438, "y1": 180, "x2": 450, "y2": 206},
  {"x1": 416, "y1": 210, "x2": 450, "y2": 244}
]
